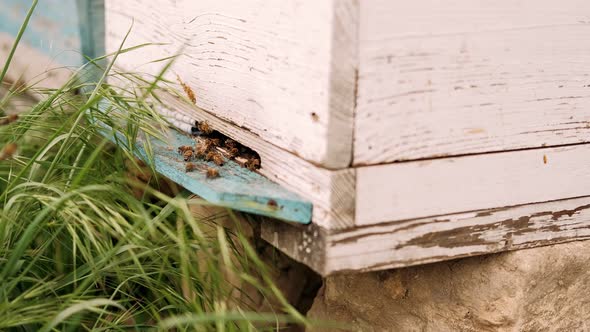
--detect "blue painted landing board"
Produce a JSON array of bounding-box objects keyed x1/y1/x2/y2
[{"x1": 94, "y1": 105, "x2": 312, "y2": 224}]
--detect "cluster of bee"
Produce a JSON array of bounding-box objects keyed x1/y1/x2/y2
[
  {"x1": 179, "y1": 140, "x2": 225, "y2": 166},
  {"x1": 178, "y1": 120, "x2": 262, "y2": 179},
  {"x1": 178, "y1": 138, "x2": 224, "y2": 179}
]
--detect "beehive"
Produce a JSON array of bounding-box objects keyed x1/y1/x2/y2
[{"x1": 3, "y1": 0, "x2": 590, "y2": 275}]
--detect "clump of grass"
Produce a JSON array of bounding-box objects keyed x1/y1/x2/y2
[{"x1": 0, "y1": 3, "x2": 306, "y2": 330}]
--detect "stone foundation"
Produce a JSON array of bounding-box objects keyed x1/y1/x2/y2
[{"x1": 307, "y1": 241, "x2": 590, "y2": 332}]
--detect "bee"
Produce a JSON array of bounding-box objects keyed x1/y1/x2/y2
[
  {"x1": 209, "y1": 138, "x2": 221, "y2": 147},
  {"x1": 206, "y1": 168, "x2": 219, "y2": 179},
  {"x1": 0, "y1": 142, "x2": 17, "y2": 160},
  {"x1": 245, "y1": 158, "x2": 260, "y2": 171},
  {"x1": 197, "y1": 121, "x2": 213, "y2": 135},
  {"x1": 543, "y1": 155, "x2": 548, "y2": 164},
  {"x1": 183, "y1": 149, "x2": 194, "y2": 161},
  {"x1": 178, "y1": 145, "x2": 194, "y2": 155},
  {"x1": 211, "y1": 154, "x2": 224, "y2": 166},
  {"x1": 204, "y1": 151, "x2": 224, "y2": 166},
  {"x1": 177, "y1": 75, "x2": 196, "y2": 104},
  {"x1": 267, "y1": 199, "x2": 278, "y2": 209},
  {"x1": 0, "y1": 114, "x2": 18, "y2": 126},
  {"x1": 205, "y1": 151, "x2": 216, "y2": 162},
  {"x1": 195, "y1": 142, "x2": 210, "y2": 159},
  {"x1": 224, "y1": 138, "x2": 236, "y2": 149},
  {"x1": 185, "y1": 162, "x2": 196, "y2": 172},
  {"x1": 228, "y1": 147, "x2": 239, "y2": 159}
]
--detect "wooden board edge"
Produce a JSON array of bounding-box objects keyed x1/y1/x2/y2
[
  {"x1": 323, "y1": 0, "x2": 358, "y2": 168},
  {"x1": 354, "y1": 144, "x2": 590, "y2": 226},
  {"x1": 260, "y1": 220, "x2": 328, "y2": 276},
  {"x1": 263, "y1": 196, "x2": 590, "y2": 275},
  {"x1": 76, "y1": 0, "x2": 106, "y2": 60}
]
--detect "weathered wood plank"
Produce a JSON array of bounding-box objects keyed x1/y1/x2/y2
[
  {"x1": 355, "y1": 0, "x2": 590, "y2": 165},
  {"x1": 158, "y1": 93, "x2": 356, "y2": 229},
  {"x1": 262, "y1": 196, "x2": 590, "y2": 275},
  {"x1": 104, "y1": 0, "x2": 357, "y2": 168},
  {"x1": 356, "y1": 144, "x2": 590, "y2": 226}
]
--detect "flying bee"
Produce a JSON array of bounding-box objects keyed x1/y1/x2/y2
[
  {"x1": 197, "y1": 121, "x2": 213, "y2": 135},
  {"x1": 185, "y1": 162, "x2": 196, "y2": 172},
  {"x1": 183, "y1": 149, "x2": 194, "y2": 161},
  {"x1": 0, "y1": 142, "x2": 17, "y2": 160},
  {"x1": 206, "y1": 167, "x2": 219, "y2": 179},
  {"x1": 178, "y1": 145, "x2": 194, "y2": 155}
]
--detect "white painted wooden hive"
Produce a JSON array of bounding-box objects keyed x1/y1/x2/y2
[{"x1": 106, "y1": 0, "x2": 590, "y2": 275}]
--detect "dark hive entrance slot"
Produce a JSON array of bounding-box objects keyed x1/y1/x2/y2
[{"x1": 192, "y1": 120, "x2": 261, "y2": 171}]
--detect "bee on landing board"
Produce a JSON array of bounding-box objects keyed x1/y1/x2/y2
[
  {"x1": 205, "y1": 151, "x2": 224, "y2": 166},
  {"x1": 195, "y1": 142, "x2": 210, "y2": 159},
  {"x1": 206, "y1": 168, "x2": 219, "y2": 179},
  {"x1": 178, "y1": 145, "x2": 194, "y2": 155},
  {"x1": 185, "y1": 162, "x2": 196, "y2": 172},
  {"x1": 205, "y1": 151, "x2": 215, "y2": 162},
  {"x1": 211, "y1": 154, "x2": 224, "y2": 166},
  {"x1": 183, "y1": 149, "x2": 194, "y2": 161}
]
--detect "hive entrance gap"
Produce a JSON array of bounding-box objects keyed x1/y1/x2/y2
[{"x1": 192, "y1": 120, "x2": 262, "y2": 171}]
